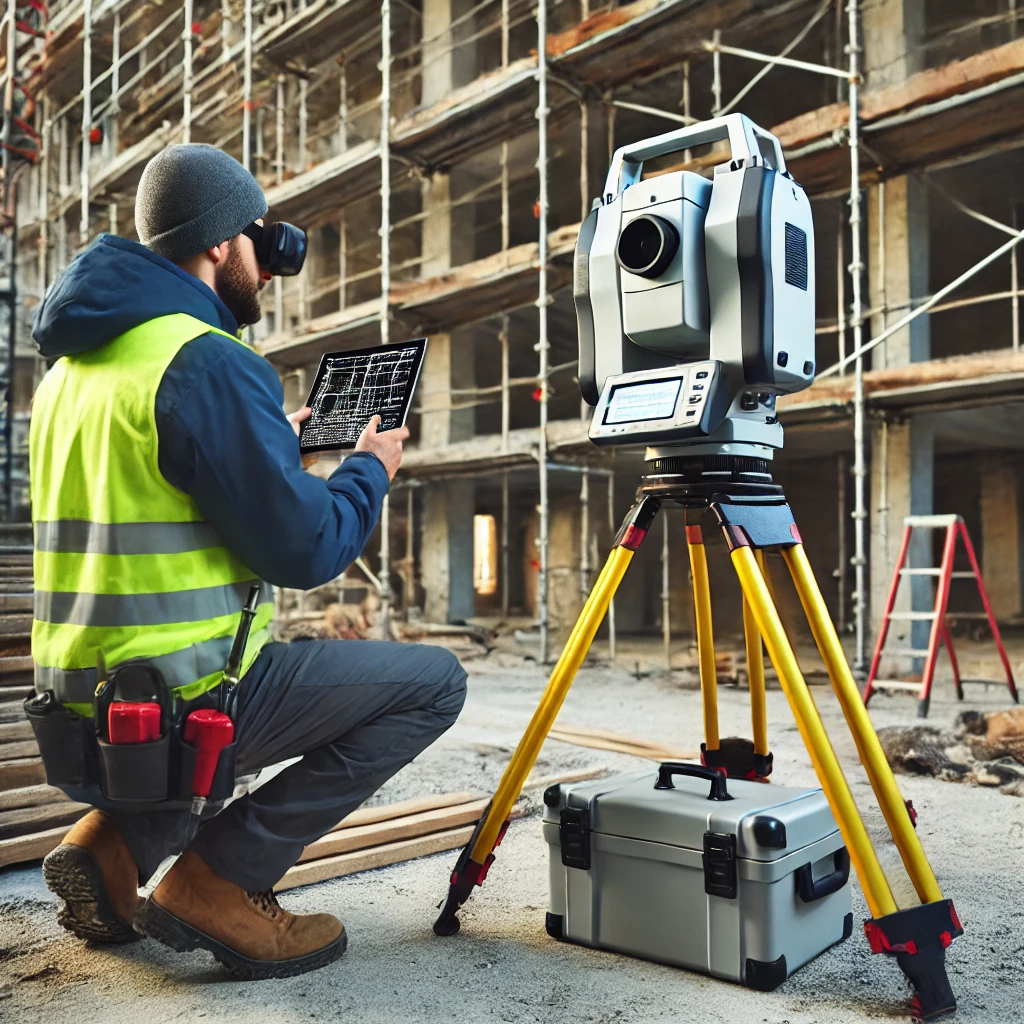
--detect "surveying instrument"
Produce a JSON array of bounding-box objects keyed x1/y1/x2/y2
[{"x1": 433, "y1": 115, "x2": 962, "y2": 1019}]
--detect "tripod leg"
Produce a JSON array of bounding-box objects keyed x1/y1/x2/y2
[
  {"x1": 686, "y1": 524, "x2": 720, "y2": 754},
  {"x1": 730, "y1": 543, "x2": 898, "y2": 921},
  {"x1": 782, "y1": 543, "x2": 944, "y2": 906},
  {"x1": 433, "y1": 496, "x2": 659, "y2": 936},
  {"x1": 743, "y1": 553, "x2": 769, "y2": 761}
]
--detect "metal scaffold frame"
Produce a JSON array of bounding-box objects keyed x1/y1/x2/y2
[{"x1": 8, "y1": 0, "x2": 1024, "y2": 685}]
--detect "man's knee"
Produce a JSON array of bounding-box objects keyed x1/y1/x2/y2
[{"x1": 421, "y1": 647, "x2": 467, "y2": 724}]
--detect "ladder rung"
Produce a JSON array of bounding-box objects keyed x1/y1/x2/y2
[
  {"x1": 887, "y1": 611, "x2": 936, "y2": 621},
  {"x1": 904, "y1": 515, "x2": 961, "y2": 528},
  {"x1": 945, "y1": 612, "x2": 992, "y2": 620},
  {"x1": 959, "y1": 677, "x2": 1006, "y2": 686},
  {"x1": 898, "y1": 569, "x2": 975, "y2": 578},
  {"x1": 885, "y1": 649, "x2": 933, "y2": 658},
  {"x1": 870, "y1": 680, "x2": 924, "y2": 692}
]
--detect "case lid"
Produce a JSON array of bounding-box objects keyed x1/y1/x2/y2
[{"x1": 560, "y1": 765, "x2": 838, "y2": 862}]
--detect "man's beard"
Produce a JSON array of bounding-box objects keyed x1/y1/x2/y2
[{"x1": 215, "y1": 239, "x2": 263, "y2": 327}]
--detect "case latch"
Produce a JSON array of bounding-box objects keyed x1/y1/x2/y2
[
  {"x1": 703, "y1": 831, "x2": 737, "y2": 898},
  {"x1": 559, "y1": 805, "x2": 591, "y2": 870}
]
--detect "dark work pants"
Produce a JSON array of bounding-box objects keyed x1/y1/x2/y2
[{"x1": 110, "y1": 639, "x2": 467, "y2": 891}]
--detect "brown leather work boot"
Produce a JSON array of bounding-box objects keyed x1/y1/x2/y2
[
  {"x1": 42, "y1": 810, "x2": 141, "y2": 943},
  {"x1": 133, "y1": 850, "x2": 346, "y2": 979}
]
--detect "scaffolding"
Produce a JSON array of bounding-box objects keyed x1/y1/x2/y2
[{"x1": 8, "y1": 0, "x2": 1024, "y2": 665}]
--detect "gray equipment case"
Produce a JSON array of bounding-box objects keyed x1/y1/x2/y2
[{"x1": 543, "y1": 763, "x2": 853, "y2": 990}]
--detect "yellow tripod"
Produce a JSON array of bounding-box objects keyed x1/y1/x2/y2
[{"x1": 434, "y1": 463, "x2": 962, "y2": 1021}]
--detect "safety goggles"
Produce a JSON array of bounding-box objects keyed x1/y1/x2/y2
[{"x1": 241, "y1": 220, "x2": 308, "y2": 277}]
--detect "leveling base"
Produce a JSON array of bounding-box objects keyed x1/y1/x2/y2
[{"x1": 434, "y1": 456, "x2": 962, "y2": 1022}]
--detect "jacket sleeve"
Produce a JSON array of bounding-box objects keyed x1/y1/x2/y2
[{"x1": 155, "y1": 334, "x2": 391, "y2": 590}]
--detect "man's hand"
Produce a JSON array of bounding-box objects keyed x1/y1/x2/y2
[
  {"x1": 355, "y1": 416, "x2": 409, "y2": 481},
  {"x1": 286, "y1": 406, "x2": 319, "y2": 470}
]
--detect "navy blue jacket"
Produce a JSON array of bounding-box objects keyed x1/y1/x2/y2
[{"x1": 32, "y1": 234, "x2": 390, "y2": 590}]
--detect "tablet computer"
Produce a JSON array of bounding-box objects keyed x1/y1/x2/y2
[{"x1": 298, "y1": 338, "x2": 428, "y2": 454}]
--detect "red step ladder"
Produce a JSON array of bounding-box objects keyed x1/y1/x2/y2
[{"x1": 863, "y1": 515, "x2": 1018, "y2": 718}]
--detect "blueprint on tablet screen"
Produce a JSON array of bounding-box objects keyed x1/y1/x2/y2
[{"x1": 301, "y1": 343, "x2": 422, "y2": 448}]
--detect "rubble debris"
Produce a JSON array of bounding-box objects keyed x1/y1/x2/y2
[{"x1": 877, "y1": 707, "x2": 1024, "y2": 795}]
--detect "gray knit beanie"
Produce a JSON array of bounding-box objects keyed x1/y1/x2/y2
[{"x1": 135, "y1": 144, "x2": 268, "y2": 263}]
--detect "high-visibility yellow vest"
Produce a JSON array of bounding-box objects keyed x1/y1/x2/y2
[{"x1": 30, "y1": 313, "x2": 274, "y2": 715}]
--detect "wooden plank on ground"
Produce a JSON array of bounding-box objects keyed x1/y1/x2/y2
[
  {"x1": 0, "y1": 740, "x2": 39, "y2": 759},
  {"x1": 0, "y1": 782, "x2": 70, "y2": 811},
  {"x1": 0, "y1": 801, "x2": 87, "y2": 841},
  {"x1": 278, "y1": 824, "x2": 476, "y2": 892},
  {"x1": 549, "y1": 724, "x2": 696, "y2": 762},
  {"x1": 0, "y1": 720, "x2": 31, "y2": 742},
  {"x1": 0, "y1": 758, "x2": 46, "y2": 791},
  {"x1": 298, "y1": 799, "x2": 486, "y2": 864},
  {"x1": 327, "y1": 790, "x2": 476, "y2": 835},
  {"x1": 0, "y1": 823, "x2": 66, "y2": 868}
]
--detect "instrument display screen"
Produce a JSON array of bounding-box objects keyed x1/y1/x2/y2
[{"x1": 603, "y1": 378, "x2": 682, "y2": 425}]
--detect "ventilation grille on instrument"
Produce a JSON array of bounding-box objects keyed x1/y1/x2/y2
[{"x1": 784, "y1": 222, "x2": 808, "y2": 291}]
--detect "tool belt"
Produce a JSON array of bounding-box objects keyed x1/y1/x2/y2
[{"x1": 24, "y1": 659, "x2": 238, "y2": 812}]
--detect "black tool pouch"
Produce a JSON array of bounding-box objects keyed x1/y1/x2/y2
[
  {"x1": 26, "y1": 663, "x2": 238, "y2": 812},
  {"x1": 24, "y1": 691, "x2": 95, "y2": 790},
  {"x1": 93, "y1": 660, "x2": 174, "y2": 803}
]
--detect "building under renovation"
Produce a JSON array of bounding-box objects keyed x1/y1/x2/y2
[{"x1": 2, "y1": 0, "x2": 1024, "y2": 672}]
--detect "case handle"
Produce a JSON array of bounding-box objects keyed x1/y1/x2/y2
[
  {"x1": 654, "y1": 761, "x2": 733, "y2": 801},
  {"x1": 796, "y1": 847, "x2": 851, "y2": 902}
]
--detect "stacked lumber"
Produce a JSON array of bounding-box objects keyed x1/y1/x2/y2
[{"x1": 0, "y1": 528, "x2": 91, "y2": 862}]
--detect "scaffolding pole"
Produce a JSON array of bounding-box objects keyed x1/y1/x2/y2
[
  {"x1": 501, "y1": 471, "x2": 510, "y2": 618},
  {"x1": 38, "y1": 97, "x2": 49, "y2": 295},
  {"x1": 404, "y1": 485, "x2": 414, "y2": 620},
  {"x1": 848, "y1": 0, "x2": 867, "y2": 673},
  {"x1": 242, "y1": 0, "x2": 253, "y2": 170},
  {"x1": 837, "y1": 451, "x2": 848, "y2": 633},
  {"x1": 500, "y1": 312, "x2": 510, "y2": 451},
  {"x1": 836, "y1": 206, "x2": 846, "y2": 373},
  {"x1": 606, "y1": 472, "x2": 616, "y2": 661},
  {"x1": 110, "y1": 13, "x2": 120, "y2": 152},
  {"x1": 580, "y1": 470, "x2": 589, "y2": 597},
  {"x1": 183, "y1": 0, "x2": 194, "y2": 143},
  {"x1": 662, "y1": 513, "x2": 671, "y2": 670},
  {"x1": 80, "y1": 0, "x2": 93, "y2": 245},
  {"x1": 536, "y1": 0, "x2": 550, "y2": 663},
  {"x1": 379, "y1": 0, "x2": 392, "y2": 641}
]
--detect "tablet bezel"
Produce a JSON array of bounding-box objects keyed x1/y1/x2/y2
[{"x1": 298, "y1": 337, "x2": 428, "y2": 454}]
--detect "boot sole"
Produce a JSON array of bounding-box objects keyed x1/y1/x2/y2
[
  {"x1": 133, "y1": 898, "x2": 348, "y2": 980},
  {"x1": 42, "y1": 843, "x2": 139, "y2": 944}
]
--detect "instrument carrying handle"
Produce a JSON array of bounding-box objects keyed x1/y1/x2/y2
[
  {"x1": 601, "y1": 113, "x2": 787, "y2": 201},
  {"x1": 654, "y1": 761, "x2": 733, "y2": 801},
  {"x1": 796, "y1": 847, "x2": 851, "y2": 902}
]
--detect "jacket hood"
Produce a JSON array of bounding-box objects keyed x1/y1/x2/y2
[{"x1": 32, "y1": 234, "x2": 240, "y2": 359}]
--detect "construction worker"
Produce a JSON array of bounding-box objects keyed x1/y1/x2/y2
[{"x1": 30, "y1": 145, "x2": 467, "y2": 978}]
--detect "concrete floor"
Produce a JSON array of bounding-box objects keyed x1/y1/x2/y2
[{"x1": 2, "y1": 638, "x2": 1023, "y2": 1023}]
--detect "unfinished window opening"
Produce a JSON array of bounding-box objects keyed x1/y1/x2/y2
[{"x1": 474, "y1": 514, "x2": 498, "y2": 595}]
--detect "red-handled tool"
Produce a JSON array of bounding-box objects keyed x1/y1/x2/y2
[
  {"x1": 108, "y1": 701, "x2": 161, "y2": 744},
  {"x1": 181, "y1": 708, "x2": 234, "y2": 847}
]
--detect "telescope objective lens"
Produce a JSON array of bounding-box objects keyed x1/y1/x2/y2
[{"x1": 616, "y1": 214, "x2": 679, "y2": 279}]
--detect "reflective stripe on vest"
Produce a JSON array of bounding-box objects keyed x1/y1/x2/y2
[
  {"x1": 35, "y1": 520, "x2": 222, "y2": 555},
  {"x1": 30, "y1": 313, "x2": 274, "y2": 712}
]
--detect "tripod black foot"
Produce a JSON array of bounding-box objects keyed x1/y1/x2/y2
[
  {"x1": 701, "y1": 738, "x2": 773, "y2": 780},
  {"x1": 432, "y1": 815, "x2": 510, "y2": 937},
  {"x1": 864, "y1": 900, "x2": 963, "y2": 1021}
]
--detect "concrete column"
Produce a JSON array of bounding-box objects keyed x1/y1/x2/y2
[
  {"x1": 870, "y1": 419, "x2": 934, "y2": 672},
  {"x1": 422, "y1": 479, "x2": 475, "y2": 623},
  {"x1": 863, "y1": 0, "x2": 933, "y2": 669},
  {"x1": 862, "y1": 0, "x2": 925, "y2": 89},
  {"x1": 979, "y1": 453, "x2": 1024, "y2": 621},
  {"x1": 867, "y1": 176, "x2": 930, "y2": 369}
]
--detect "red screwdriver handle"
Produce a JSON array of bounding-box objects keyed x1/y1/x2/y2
[{"x1": 183, "y1": 709, "x2": 234, "y2": 798}]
